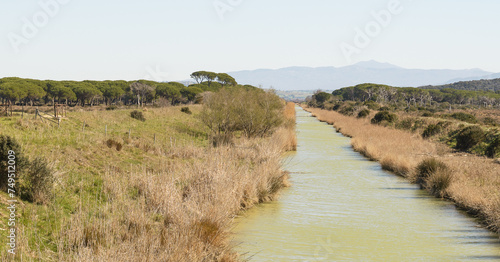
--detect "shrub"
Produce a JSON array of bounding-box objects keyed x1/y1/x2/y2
[
  {"x1": 379, "y1": 106, "x2": 390, "y2": 111},
  {"x1": 396, "y1": 119, "x2": 413, "y2": 130},
  {"x1": 338, "y1": 105, "x2": 355, "y2": 116},
  {"x1": 422, "y1": 124, "x2": 442, "y2": 138},
  {"x1": 106, "y1": 139, "x2": 123, "y2": 151},
  {"x1": 450, "y1": 112, "x2": 477, "y2": 124},
  {"x1": 482, "y1": 117, "x2": 498, "y2": 126},
  {"x1": 371, "y1": 111, "x2": 397, "y2": 125},
  {"x1": 180, "y1": 107, "x2": 192, "y2": 114},
  {"x1": 437, "y1": 121, "x2": 451, "y2": 129},
  {"x1": 421, "y1": 111, "x2": 434, "y2": 117},
  {"x1": 201, "y1": 88, "x2": 283, "y2": 141},
  {"x1": 486, "y1": 136, "x2": 500, "y2": 158},
  {"x1": 411, "y1": 119, "x2": 425, "y2": 132},
  {"x1": 106, "y1": 105, "x2": 118, "y2": 111},
  {"x1": 0, "y1": 136, "x2": 54, "y2": 204},
  {"x1": 455, "y1": 126, "x2": 486, "y2": 151},
  {"x1": 364, "y1": 101, "x2": 380, "y2": 110},
  {"x1": 19, "y1": 157, "x2": 54, "y2": 204},
  {"x1": 416, "y1": 158, "x2": 451, "y2": 197},
  {"x1": 357, "y1": 109, "x2": 370, "y2": 118},
  {"x1": 332, "y1": 104, "x2": 342, "y2": 111},
  {"x1": 130, "y1": 110, "x2": 146, "y2": 122},
  {"x1": 0, "y1": 135, "x2": 29, "y2": 190}
]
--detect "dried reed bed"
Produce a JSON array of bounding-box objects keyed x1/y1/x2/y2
[
  {"x1": 0, "y1": 104, "x2": 297, "y2": 261},
  {"x1": 304, "y1": 106, "x2": 500, "y2": 234},
  {"x1": 282, "y1": 102, "x2": 297, "y2": 151},
  {"x1": 305, "y1": 107, "x2": 442, "y2": 176},
  {"x1": 51, "y1": 130, "x2": 292, "y2": 262}
]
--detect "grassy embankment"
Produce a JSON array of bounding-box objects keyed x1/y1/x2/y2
[
  {"x1": 303, "y1": 106, "x2": 500, "y2": 234},
  {"x1": 0, "y1": 102, "x2": 296, "y2": 261}
]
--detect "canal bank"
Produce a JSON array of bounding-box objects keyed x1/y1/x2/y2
[{"x1": 232, "y1": 107, "x2": 500, "y2": 261}]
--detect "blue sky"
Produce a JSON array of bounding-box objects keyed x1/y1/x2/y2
[{"x1": 1, "y1": 0, "x2": 499, "y2": 81}]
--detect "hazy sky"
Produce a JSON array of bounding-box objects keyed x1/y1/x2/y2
[{"x1": 1, "y1": 0, "x2": 499, "y2": 81}]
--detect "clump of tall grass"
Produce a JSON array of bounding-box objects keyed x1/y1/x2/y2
[
  {"x1": 106, "y1": 138, "x2": 123, "y2": 151},
  {"x1": 181, "y1": 107, "x2": 192, "y2": 115},
  {"x1": 18, "y1": 157, "x2": 54, "y2": 204},
  {"x1": 282, "y1": 102, "x2": 297, "y2": 151},
  {"x1": 130, "y1": 110, "x2": 146, "y2": 122},
  {"x1": 415, "y1": 158, "x2": 452, "y2": 197}
]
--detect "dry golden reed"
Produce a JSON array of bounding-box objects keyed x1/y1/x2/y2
[
  {"x1": 48, "y1": 132, "x2": 291, "y2": 262},
  {"x1": 0, "y1": 105, "x2": 296, "y2": 262},
  {"x1": 282, "y1": 102, "x2": 297, "y2": 151}
]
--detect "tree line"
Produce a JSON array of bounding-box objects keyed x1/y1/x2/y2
[
  {"x1": 420, "y1": 78, "x2": 500, "y2": 93},
  {"x1": 0, "y1": 71, "x2": 243, "y2": 107},
  {"x1": 309, "y1": 83, "x2": 500, "y2": 108}
]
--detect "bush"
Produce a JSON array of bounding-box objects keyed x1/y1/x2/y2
[
  {"x1": 396, "y1": 119, "x2": 413, "y2": 130},
  {"x1": 455, "y1": 126, "x2": 486, "y2": 151},
  {"x1": 486, "y1": 136, "x2": 500, "y2": 158},
  {"x1": 357, "y1": 109, "x2": 370, "y2": 118},
  {"x1": 0, "y1": 136, "x2": 53, "y2": 203},
  {"x1": 422, "y1": 124, "x2": 442, "y2": 138},
  {"x1": 421, "y1": 112, "x2": 434, "y2": 117},
  {"x1": 364, "y1": 101, "x2": 380, "y2": 110},
  {"x1": 339, "y1": 106, "x2": 355, "y2": 116},
  {"x1": 201, "y1": 88, "x2": 284, "y2": 141},
  {"x1": 450, "y1": 112, "x2": 477, "y2": 124},
  {"x1": 416, "y1": 158, "x2": 451, "y2": 197},
  {"x1": 379, "y1": 106, "x2": 390, "y2": 111},
  {"x1": 130, "y1": 110, "x2": 146, "y2": 122},
  {"x1": 106, "y1": 105, "x2": 118, "y2": 111},
  {"x1": 106, "y1": 139, "x2": 123, "y2": 151},
  {"x1": 0, "y1": 135, "x2": 29, "y2": 190},
  {"x1": 411, "y1": 119, "x2": 425, "y2": 132},
  {"x1": 371, "y1": 111, "x2": 397, "y2": 125},
  {"x1": 181, "y1": 107, "x2": 192, "y2": 114},
  {"x1": 482, "y1": 117, "x2": 498, "y2": 126},
  {"x1": 19, "y1": 157, "x2": 54, "y2": 204},
  {"x1": 332, "y1": 104, "x2": 342, "y2": 111}
]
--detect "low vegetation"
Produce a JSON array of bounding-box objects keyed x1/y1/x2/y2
[
  {"x1": 371, "y1": 111, "x2": 397, "y2": 125},
  {"x1": 130, "y1": 110, "x2": 146, "y2": 122},
  {"x1": 454, "y1": 126, "x2": 486, "y2": 151},
  {"x1": 415, "y1": 158, "x2": 452, "y2": 197},
  {"x1": 0, "y1": 85, "x2": 296, "y2": 261},
  {"x1": 200, "y1": 88, "x2": 284, "y2": 145}
]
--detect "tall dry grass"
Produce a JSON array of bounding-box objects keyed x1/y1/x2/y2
[
  {"x1": 282, "y1": 102, "x2": 297, "y2": 151},
  {"x1": 0, "y1": 104, "x2": 297, "y2": 261},
  {"x1": 42, "y1": 133, "x2": 290, "y2": 261},
  {"x1": 305, "y1": 106, "x2": 500, "y2": 234}
]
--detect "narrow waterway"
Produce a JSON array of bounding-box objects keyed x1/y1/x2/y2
[{"x1": 232, "y1": 107, "x2": 500, "y2": 261}]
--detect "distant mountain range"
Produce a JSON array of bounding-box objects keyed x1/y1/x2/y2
[{"x1": 228, "y1": 61, "x2": 498, "y2": 91}]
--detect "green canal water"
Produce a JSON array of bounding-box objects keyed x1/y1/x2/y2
[{"x1": 231, "y1": 107, "x2": 500, "y2": 261}]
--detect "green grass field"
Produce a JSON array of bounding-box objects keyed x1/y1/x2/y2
[{"x1": 0, "y1": 105, "x2": 210, "y2": 259}]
